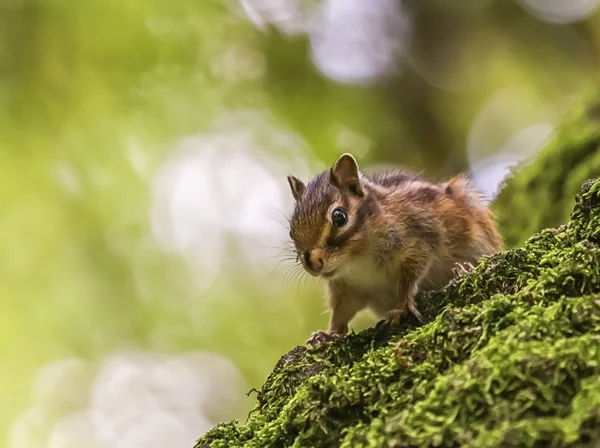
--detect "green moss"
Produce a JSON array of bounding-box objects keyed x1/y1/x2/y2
[
  {"x1": 492, "y1": 95, "x2": 600, "y2": 249},
  {"x1": 195, "y1": 178, "x2": 600, "y2": 448}
]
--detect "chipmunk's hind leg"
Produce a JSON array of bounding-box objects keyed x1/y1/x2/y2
[
  {"x1": 374, "y1": 298, "x2": 417, "y2": 335},
  {"x1": 379, "y1": 256, "x2": 432, "y2": 330},
  {"x1": 380, "y1": 285, "x2": 422, "y2": 328}
]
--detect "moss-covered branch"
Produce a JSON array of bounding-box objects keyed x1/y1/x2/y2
[{"x1": 195, "y1": 177, "x2": 600, "y2": 448}]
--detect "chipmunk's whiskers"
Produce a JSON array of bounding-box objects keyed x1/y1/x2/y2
[
  {"x1": 271, "y1": 257, "x2": 298, "y2": 274},
  {"x1": 268, "y1": 205, "x2": 292, "y2": 230},
  {"x1": 281, "y1": 263, "x2": 304, "y2": 288}
]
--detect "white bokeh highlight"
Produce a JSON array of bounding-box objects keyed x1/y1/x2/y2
[
  {"x1": 469, "y1": 127, "x2": 553, "y2": 200},
  {"x1": 234, "y1": 0, "x2": 314, "y2": 35},
  {"x1": 150, "y1": 111, "x2": 317, "y2": 292},
  {"x1": 235, "y1": 0, "x2": 412, "y2": 84},
  {"x1": 518, "y1": 0, "x2": 600, "y2": 24},
  {"x1": 309, "y1": 0, "x2": 411, "y2": 84},
  {"x1": 10, "y1": 351, "x2": 246, "y2": 448},
  {"x1": 467, "y1": 87, "x2": 555, "y2": 199}
]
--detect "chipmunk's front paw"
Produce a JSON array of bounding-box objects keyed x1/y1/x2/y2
[{"x1": 307, "y1": 330, "x2": 341, "y2": 347}]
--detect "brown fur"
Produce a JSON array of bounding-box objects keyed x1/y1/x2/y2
[{"x1": 287, "y1": 153, "x2": 504, "y2": 346}]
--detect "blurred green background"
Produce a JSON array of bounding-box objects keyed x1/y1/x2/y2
[{"x1": 2, "y1": 0, "x2": 600, "y2": 447}]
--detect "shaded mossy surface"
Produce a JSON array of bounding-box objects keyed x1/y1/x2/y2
[
  {"x1": 195, "y1": 179, "x2": 600, "y2": 448},
  {"x1": 492, "y1": 95, "x2": 600, "y2": 249}
]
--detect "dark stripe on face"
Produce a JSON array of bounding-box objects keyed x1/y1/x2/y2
[
  {"x1": 289, "y1": 171, "x2": 338, "y2": 248},
  {"x1": 326, "y1": 195, "x2": 375, "y2": 248},
  {"x1": 341, "y1": 195, "x2": 350, "y2": 214}
]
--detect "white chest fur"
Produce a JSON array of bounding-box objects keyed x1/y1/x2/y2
[
  {"x1": 342, "y1": 256, "x2": 389, "y2": 288},
  {"x1": 339, "y1": 256, "x2": 400, "y2": 315}
]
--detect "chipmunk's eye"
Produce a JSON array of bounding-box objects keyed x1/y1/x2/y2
[{"x1": 331, "y1": 208, "x2": 348, "y2": 227}]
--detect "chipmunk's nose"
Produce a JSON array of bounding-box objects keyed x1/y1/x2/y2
[{"x1": 303, "y1": 249, "x2": 324, "y2": 274}]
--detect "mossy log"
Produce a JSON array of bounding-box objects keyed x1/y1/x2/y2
[{"x1": 195, "y1": 177, "x2": 600, "y2": 448}]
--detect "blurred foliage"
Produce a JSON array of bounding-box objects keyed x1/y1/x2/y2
[
  {"x1": 493, "y1": 92, "x2": 600, "y2": 248},
  {"x1": 2, "y1": 0, "x2": 600, "y2": 446}
]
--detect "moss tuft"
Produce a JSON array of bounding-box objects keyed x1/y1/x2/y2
[{"x1": 195, "y1": 178, "x2": 600, "y2": 448}]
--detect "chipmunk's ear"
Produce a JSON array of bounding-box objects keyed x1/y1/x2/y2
[
  {"x1": 330, "y1": 153, "x2": 364, "y2": 196},
  {"x1": 287, "y1": 175, "x2": 306, "y2": 201}
]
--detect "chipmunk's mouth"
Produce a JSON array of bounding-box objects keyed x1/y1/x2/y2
[{"x1": 321, "y1": 269, "x2": 337, "y2": 279}]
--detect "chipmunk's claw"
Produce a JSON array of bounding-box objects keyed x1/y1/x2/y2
[
  {"x1": 374, "y1": 310, "x2": 403, "y2": 332},
  {"x1": 452, "y1": 261, "x2": 475, "y2": 278},
  {"x1": 408, "y1": 300, "x2": 424, "y2": 323},
  {"x1": 387, "y1": 308, "x2": 405, "y2": 325},
  {"x1": 307, "y1": 330, "x2": 341, "y2": 347},
  {"x1": 374, "y1": 319, "x2": 388, "y2": 330},
  {"x1": 373, "y1": 316, "x2": 397, "y2": 339}
]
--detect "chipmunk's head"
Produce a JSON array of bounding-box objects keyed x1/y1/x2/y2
[{"x1": 287, "y1": 153, "x2": 374, "y2": 280}]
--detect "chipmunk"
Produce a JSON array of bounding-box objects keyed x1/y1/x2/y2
[{"x1": 286, "y1": 153, "x2": 503, "y2": 346}]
